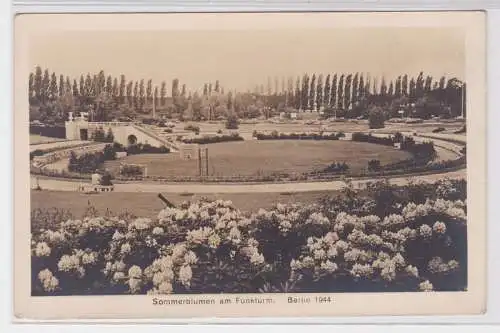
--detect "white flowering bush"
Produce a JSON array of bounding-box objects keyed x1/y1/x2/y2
[{"x1": 31, "y1": 179, "x2": 467, "y2": 295}]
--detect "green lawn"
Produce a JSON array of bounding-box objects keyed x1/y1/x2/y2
[
  {"x1": 30, "y1": 134, "x2": 66, "y2": 145},
  {"x1": 31, "y1": 189, "x2": 334, "y2": 220},
  {"x1": 104, "y1": 140, "x2": 412, "y2": 178}
]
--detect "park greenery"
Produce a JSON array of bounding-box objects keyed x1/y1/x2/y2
[
  {"x1": 29, "y1": 67, "x2": 466, "y2": 126},
  {"x1": 67, "y1": 143, "x2": 170, "y2": 174},
  {"x1": 31, "y1": 178, "x2": 467, "y2": 295}
]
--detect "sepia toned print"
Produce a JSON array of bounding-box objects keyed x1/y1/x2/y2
[{"x1": 15, "y1": 12, "x2": 486, "y2": 319}]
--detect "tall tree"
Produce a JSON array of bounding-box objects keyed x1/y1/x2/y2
[
  {"x1": 28, "y1": 72, "x2": 34, "y2": 101},
  {"x1": 416, "y1": 71, "x2": 425, "y2": 98},
  {"x1": 424, "y1": 75, "x2": 433, "y2": 92},
  {"x1": 171, "y1": 79, "x2": 180, "y2": 99},
  {"x1": 119, "y1": 75, "x2": 126, "y2": 103},
  {"x1": 409, "y1": 78, "x2": 417, "y2": 100},
  {"x1": 295, "y1": 77, "x2": 301, "y2": 110},
  {"x1": 309, "y1": 74, "x2": 316, "y2": 110},
  {"x1": 395, "y1": 76, "x2": 402, "y2": 97},
  {"x1": 97, "y1": 70, "x2": 106, "y2": 94},
  {"x1": 126, "y1": 81, "x2": 133, "y2": 106},
  {"x1": 49, "y1": 72, "x2": 58, "y2": 100},
  {"x1": 324, "y1": 74, "x2": 331, "y2": 108},
  {"x1": 380, "y1": 77, "x2": 387, "y2": 96},
  {"x1": 388, "y1": 81, "x2": 394, "y2": 96},
  {"x1": 402, "y1": 74, "x2": 409, "y2": 96},
  {"x1": 358, "y1": 74, "x2": 365, "y2": 100},
  {"x1": 139, "y1": 79, "x2": 145, "y2": 110},
  {"x1": 146, "y1": 79, "x2": 153, "y2": 104},
  {"x1": 315, "y1": 74, "x2": 323, "y2": 110},
  {"x1": 106, "y1": 75, "x2": 113, "y2": 94},
  {"x1": 72, "y1": 79, "x2": 79, "y2": 97},
  {"x1": 33, "y1": 66, "x2": 43, "y2": 102},
  {"x1": 160, "y1": 81, "x2": 167, "y2": 106},
  {"x1": 344, "y1": 74, "x2": 352, "y2": 110},
  {"x1": 439, "y1": 76, "x2": 446, "y2": 90},
  {"x1": 79, "y1": 75, "x2": 85, "y2": 97},
  {"x1": 133, "y1": 81, "x2": 139, "y2": 109},
  {"x1": 65, "y1": 77, "x2": 72, "y2": 95},
  {"x1": 153, "y1": 86, "x2": 159, "y2": 109},
  {"x1": 372, "y1": 77, "x2": 378, "y2": 96},
  {"x1": 331, "y1": 74, "x2": 338, "y2": 108},
  {"x1": 352, "y1": 73, "x2": 359, "y2": 106},
  {"x1": 42, "y1": 69, "x2": 50, "y2": 102},
  {"x1": 59, "y1": 74, "x2": 65, "y2": 97},
  {"x1": 84, "y1": 74, "x2": 93, "y2": 96},
  {"x1": 301, "y1": 74, "x2": 309, "y2": 111},
  {"x1": 112, "y1": 77, "x2": 119, "y2": 98},
  {"x1": 337, "y1": 74, "x2": 344, "y2": 110}
]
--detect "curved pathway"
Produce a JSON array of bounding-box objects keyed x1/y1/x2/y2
[{"x1": 31, "y1": 169, "x2": 465, "y2": 194}]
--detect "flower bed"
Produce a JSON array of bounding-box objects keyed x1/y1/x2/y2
[{"x1": 31, "y1": 179, "x2": 467, "y2": 295}]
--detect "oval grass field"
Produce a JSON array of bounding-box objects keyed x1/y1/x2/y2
[{"x1": 104, "y1": 140, "x2": 413, "y2": 178}]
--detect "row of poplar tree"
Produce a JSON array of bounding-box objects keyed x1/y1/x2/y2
[
  {"x1": 260, "y1": 72, "x2": 465, "y2": 115},
  {"x1": 28, "y1": 66, "x2": 229, "y2": 110},
  {"x1": 29, "y1": 66, "x2": 466, "y2": 120}
]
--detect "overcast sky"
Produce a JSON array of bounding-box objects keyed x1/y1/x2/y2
[{"x1": 29, "y1": 27, "x2": 464, "y2": 93}]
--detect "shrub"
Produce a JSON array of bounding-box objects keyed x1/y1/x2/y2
[
  {"x1": 163, "y1": 128, "x2": 173, "y2": 133},
  {"x1": 184, "y1": 125, "x2": 200, "y2": 133},
  {"x1": 30, "y1": 149, "x2": 45, "y2": 161},
  {"x1": 368, "y1": 159, "x2": 381, "y2": 172},
  {"x1": 322, "y1": 162, "x2": 349, "y2": 174},
  {"x1": 225, "y1": 114, "x2": 239, "y2": 130},
  {"x1": 368, "y1": 107, "x2": 385, "y2": 129},
  {"x1": 105, "y1": 128, "x2": 114, "y2": 143},
  {"x1": 217, "y1": 129, "x2": 223, "y2": 134},
  {"x1": 29, "y1": 124, "x2": 66, "y2": 138},
  {"x1": 120, "y1": 164, "x2": 144, "y2": 177},
  {"x1": 182, "y1": 134, "x2": 244, "y2": 145},
  {"x1": 30, "y1": 180, "x2": 467, "y2": 295},
  {"x1": 100, "y1": 171, "x2": 113, "y2": 186},
  {"x1": 91, "y1": 128, "x2": 107, "y2": 142}
]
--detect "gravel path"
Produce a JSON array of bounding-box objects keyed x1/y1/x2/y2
[{"x1": 31, "y1": 169, "x2": 465, "y2": 194}]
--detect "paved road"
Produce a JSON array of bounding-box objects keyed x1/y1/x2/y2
[{"x1": 31, "y1": 169, "x2": 466, "y2": 194}]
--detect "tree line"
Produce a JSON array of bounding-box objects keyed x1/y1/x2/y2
[
  {"x1": 258, "y1": 72, "x2": 466, "y2": 119},
  {"x1": 28, "y1": 66, "x2": 466, "y2": 124}
]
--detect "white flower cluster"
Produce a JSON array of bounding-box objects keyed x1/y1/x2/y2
[
  {"x1": 403, "y1": 199, "x2": 466, "y2": 221},
  {"x1": 38, "y1": 269, "x2": 59, "y2": 292},
  {"x1": 144, "y1": 256, "x2": 175, "y2": 294},
  {"x1": 35, "y1": 242, "x2": 51, "y2": 257},
  {"x1": 127, "y1": 265, "x2": 143, "y2": 293},
  {"x1": 241, "y1": 241, "x2": 266, "y2": 266},
  {"x1": 427, "y1": 257, "x2": 460, "y2": 274}
]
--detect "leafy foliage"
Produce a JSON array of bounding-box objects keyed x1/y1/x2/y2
[{"x1": 31, "y1": 179, "x2": 467, "y2": 295}]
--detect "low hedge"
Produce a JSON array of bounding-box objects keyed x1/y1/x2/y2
[
  {"x1": 182, "y1": 134, "x2": 244, "y2": 144},
  {"x1": 254, "y1": 132, "x2": 342, "y2": 141},
  {"x1": 30, "y1": 124, "x2": 66, "y2": 138}
]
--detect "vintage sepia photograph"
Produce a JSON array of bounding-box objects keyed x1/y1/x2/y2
[{"x1": 14, "y1": 12, "x2": 486, "y2": 319}]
